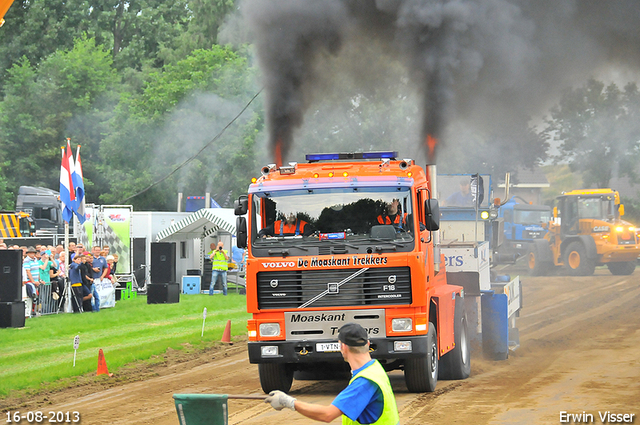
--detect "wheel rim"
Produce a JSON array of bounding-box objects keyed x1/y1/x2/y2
[
  {"x1": 429, "y1": 340, "x2": 437, "y2": 379},
  {"x1": 460, "y1": 318, "x2": 469, "y2": 366},
  {"x1": 568, "y1": 251, "x2": 581, "y2": 269},
  {"x1": 528, "y1": 252, "x2": 536, "y2": 269}
]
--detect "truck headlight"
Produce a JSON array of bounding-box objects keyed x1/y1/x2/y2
[
  {"x1": 392, "y1": 318, "x2": 412, "y2": 332},
  {"x1": 259, "y1": 323, "x2": 281, "y2": 337},
  {"x1": 261, "y1": 346, "x2": 279, "y2": 357},
  {"x1": 394, "y1": 341, "x2": 412, "y2": 351}
]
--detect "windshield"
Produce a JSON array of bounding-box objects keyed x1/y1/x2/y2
[
  {"x1": 578, "y1": 196, "x2": 615, "y2": 220},
  {"x1": 437, "y1": 174, "x2": 491, "y2": 208},
  {"x1": 250, "y1": 186, "x2": 415, "y2": 253},
  {"x1": 514, "y1": 209, "x2": 551, "y2": 224}
]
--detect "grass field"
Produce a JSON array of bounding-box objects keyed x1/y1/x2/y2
[{"x1": 0, "y1": 293, "x2": 250, "y2": 398}]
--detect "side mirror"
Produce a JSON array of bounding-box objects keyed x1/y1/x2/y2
[
  {"x1": 424, "y1": 199, "x2": 440, "y2": 231},
  {"x1": 236, "y1": 216, "x2": 247, "y2": 248},
  {"x1": 619, "y1": 204, "x2": 625, "y2": 217},
  {"x1": 470, "y1": 174, "x2": 484, "y2": 206},
  {"x1": 234, "y1": 195, "x2": 248, "y2": 216}
]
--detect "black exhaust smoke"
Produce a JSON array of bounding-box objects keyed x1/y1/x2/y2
[{"x1": 242, "y1": 0, "x2": 640, "y2": 165}]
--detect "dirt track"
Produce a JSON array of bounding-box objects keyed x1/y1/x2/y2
[{"x1": 6, "y1": 265, "x2": 640, "y2": 424}]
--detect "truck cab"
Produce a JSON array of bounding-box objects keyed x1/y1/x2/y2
[
  {"x1": 16, "y1": 186, "x2": 65, "y2": 235},
  {"x1": 496, "y1": 196, "x2": 551, "y2": 261},
  {"x1": 236, "y1": 152, "x2": 470, "y2": 393}
]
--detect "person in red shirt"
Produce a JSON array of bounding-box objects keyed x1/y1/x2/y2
[{"x1": 259, "y1": 212, "x2": 312, "y2": 237}]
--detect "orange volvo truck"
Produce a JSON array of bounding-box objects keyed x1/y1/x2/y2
[{"x1": 234, "y1": 152, "x2": 470, "y2": 393}]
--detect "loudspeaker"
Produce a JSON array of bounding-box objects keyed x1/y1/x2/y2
[
  {"x1": 0, "y1": 250, "x2": 22, "y2": 302},
  {"x1": 151, "y1": 242, "x2": 176, "y2": 284},
  {"x1": 0, "y1": 301, "x2": 26, "y2": 328},
  {"x1": 147, "y1": 283, "x2": 180, "y2": 304},
  {"x1": 202, "y1": 259, "x2": 212, "y2": 291}
]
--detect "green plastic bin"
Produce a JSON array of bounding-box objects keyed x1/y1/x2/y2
[{"x1": 173, "y1": 394, "x2": 228, "y2": 425}]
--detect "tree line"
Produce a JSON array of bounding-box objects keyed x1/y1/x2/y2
[{"x1": 0, "y1": 0, "x2": 639, "y2": 212}]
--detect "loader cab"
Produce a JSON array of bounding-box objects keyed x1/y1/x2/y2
[
  {"x1": 558, "y1": 193, "x2": 617, "y2": 236},
  {"x1": 18, "y1": 212, "x2": 36, "y2": 237},
  {"x1": 558, "y1": 196, "x2": 579, "y2": 236}
]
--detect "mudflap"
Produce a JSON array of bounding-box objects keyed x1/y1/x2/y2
[
  {"x1": 480, "y1": 276, "x2": 523, "y2": 360},
  {"x1": 480, "y1": 290, "x2": 509, "y2": 360}
]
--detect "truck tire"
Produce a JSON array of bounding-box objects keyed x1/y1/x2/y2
[
  {"x1": 438, "y1": 296, "x2": 471, "y2": 380},
  {"x1": 259, "y1": 363, "x2": 294, "y2": 394},
  {"x1": 404, "y1": 322, "x2": 438, "y2": 392},
  {"x1": 528, "y1": 246, "x2": 550, "y2": 276},
  {"x1": 563, "y1": 241, "x2": 595, "y2": 276},
  {"x1": 607, "y1": 261, "x2": 636, "y2": 275}
]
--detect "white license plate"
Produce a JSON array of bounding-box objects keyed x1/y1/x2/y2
[{"x1": 316, "y1": 342, "x2": 340, "y2": 352}]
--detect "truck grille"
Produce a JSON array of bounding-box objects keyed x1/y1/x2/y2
[
  {"x1": 523, "y1": 230, "x2": 544, "y2": 239},
  {"x1": 257, "y1": 267, "x2": 412, "y2": 309}
]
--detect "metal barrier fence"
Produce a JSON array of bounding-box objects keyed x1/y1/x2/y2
[{"x1": 35, "y1": 283, "x2": 60, "y2": 316}]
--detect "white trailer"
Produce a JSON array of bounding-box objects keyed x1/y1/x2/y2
[{"x1": 440, "y1": 238, "x2": 521, "y2": 358}]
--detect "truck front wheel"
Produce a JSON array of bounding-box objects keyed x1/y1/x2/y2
[
  {"x1": 607, "y1": 261, "x2": 636, "y2": 275},
  {"x1": 404, "y1": 322, "x2": 438, "y2": 392},
  {"x1": 563, "y1": 241, "x2": 595, "y2": 276},
  {"x1": 439, "y1": 296, "x2": 471, "y2": 380},
  {"x1": 259, "y1": 363, "x2": 294, "y2": 394}
]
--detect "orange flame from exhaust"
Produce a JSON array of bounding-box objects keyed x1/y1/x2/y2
[
  {"x1": 426, "y1": 134, "x2": 438, "y2": 161},
  {"x1": 274, "y1": 138, "x2": 283, "y2": 168}
]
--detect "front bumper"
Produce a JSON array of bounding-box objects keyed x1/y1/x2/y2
[
  {"x1": 248, "y1": 336, "x2": 429, "y2": 364},
  {"x1": 600, "y1": 246, "x2": 640, "y2": 263}
]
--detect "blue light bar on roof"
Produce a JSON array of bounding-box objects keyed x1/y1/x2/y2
[{"x1": 305, "y1": 151, "x2": 398, "y2": 162}]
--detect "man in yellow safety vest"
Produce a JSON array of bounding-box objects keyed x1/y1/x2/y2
[
  {"x1": 208, "y1": 241, "x2": 229, "y2": 296},
  {"x1": 265, "y1": 322, "x2": 400, "y2": 424}
]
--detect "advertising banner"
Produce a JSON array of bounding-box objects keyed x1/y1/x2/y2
[
  {"x1": 95, "y1": 279, "x2": 116, "y2": 308},
  {"x1": 102, "y1": 206, "x2": 132, "y2": 274},
  {"x1": 75, "y1": 204, "x2": 96, "y2": 249}
]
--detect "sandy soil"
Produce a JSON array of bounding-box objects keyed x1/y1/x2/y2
[{"x1": 3, "y1": 264, "x2": 639, "y2": 424}]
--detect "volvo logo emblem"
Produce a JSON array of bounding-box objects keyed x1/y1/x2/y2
[
  {"x1": 388, "y1": 275, "x2": 396, "y2": 284},
  {"x1": 270, "y1": 279, "x2": 279, "y2": 288}
]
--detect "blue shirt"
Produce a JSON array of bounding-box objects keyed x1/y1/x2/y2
[
  {"x1": 23, "y1": 257, "x2": 41, "y2": 283},
  {"x1": 331, "y1": 360, "x2": 384, "y2": 423},
  {"x1": 69, "y1": 262, "x2": 83, "y2": 285},
  {"x1": 23, "y1": 257, "x2": 35, "y2": 282},
  {"x1": 446, "y1": 190, "x2": 474, "y2": 207},
  {"x1": 232, "y1": 246, "x2": 245, "y2": 263},
  {"x1": 92, "y1": 256, "x2": 107, "y2": 279}
]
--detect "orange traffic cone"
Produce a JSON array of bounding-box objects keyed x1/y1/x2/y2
[
  {"x1": 96, "y1": 349, "x2": 114, "y2": 377},
  {"x1": 221, "y1": 320, "x2": 232, "y2": 344}
]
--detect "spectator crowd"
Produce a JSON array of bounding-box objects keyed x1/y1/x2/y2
[{"x1": 0, "y1": 239, "x2": 118, "y2": 318}]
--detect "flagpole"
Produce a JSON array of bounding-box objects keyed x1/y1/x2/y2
[{"x1": 61, "y1": 145, "x2": 71, "y2": 313}]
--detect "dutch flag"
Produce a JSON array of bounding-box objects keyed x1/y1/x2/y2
[
  {"x1": 72, "y1": 145, "x2": 86, "y2": 224},
  {"x1": 59, "y1": 139, "x2": 76, "y2": 223}
]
